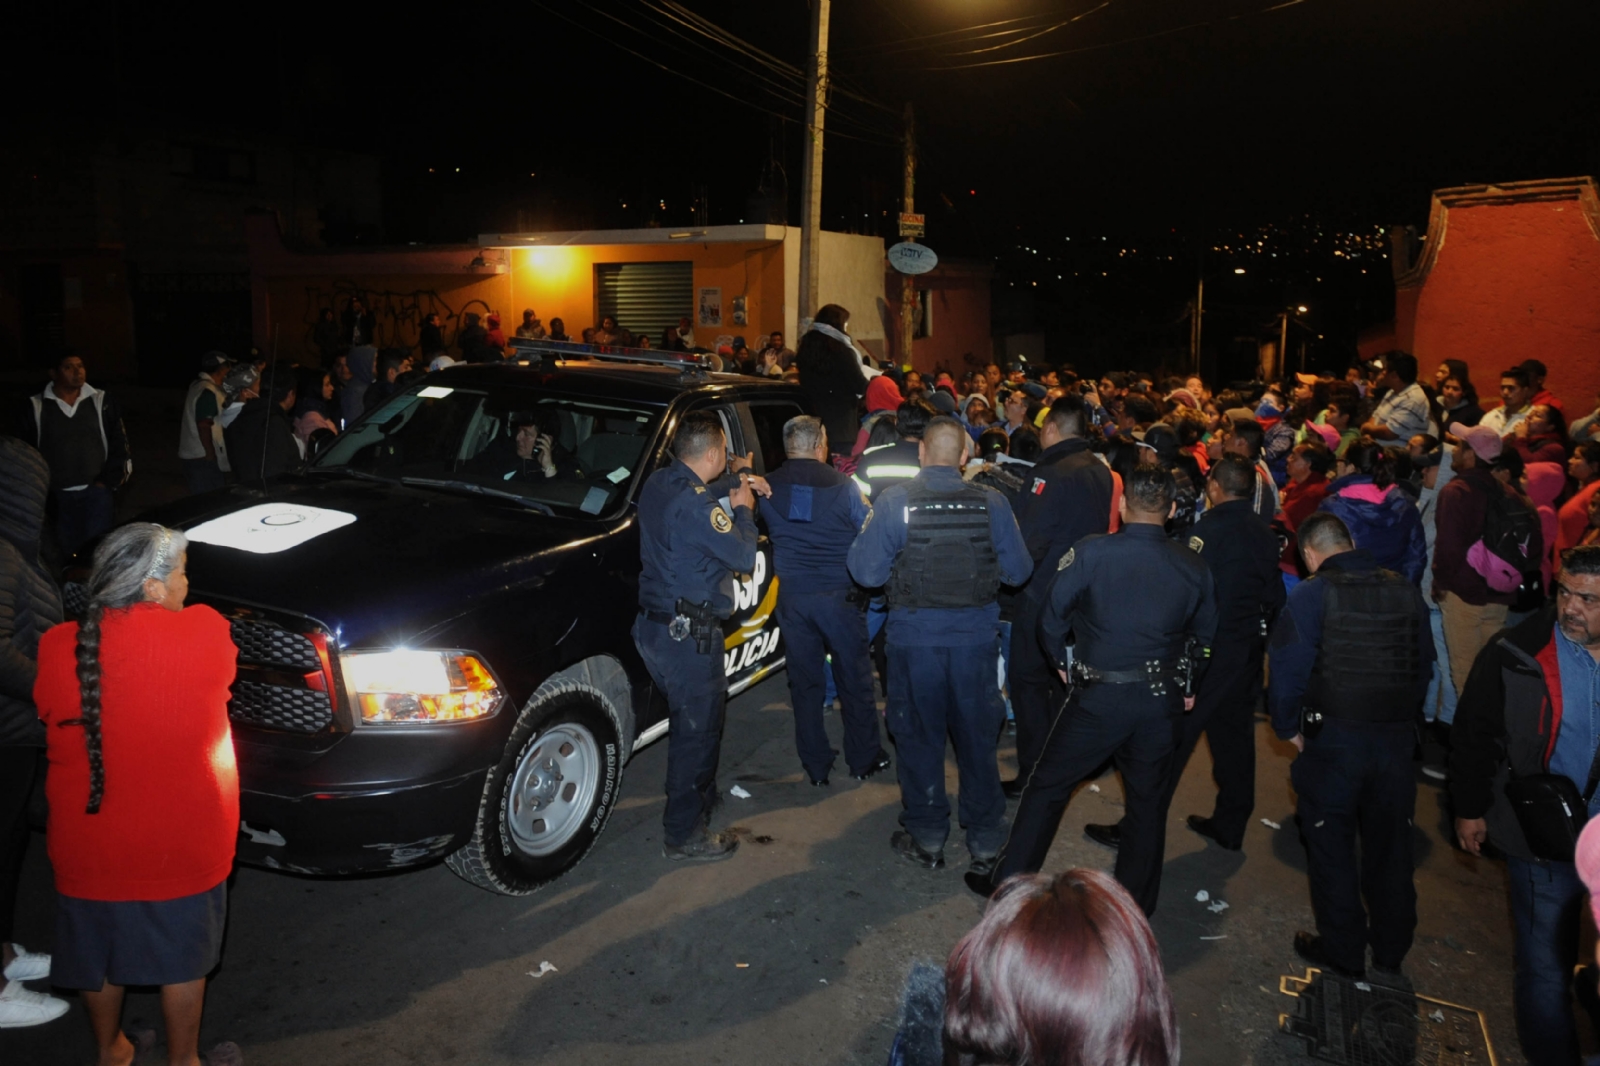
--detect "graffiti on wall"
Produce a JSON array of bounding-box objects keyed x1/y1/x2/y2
[{"x1": 296, "y1": 283, "x2": 495, "y2": 358}]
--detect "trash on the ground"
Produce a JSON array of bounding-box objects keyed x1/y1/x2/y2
[
  {"x1": 527, "y1": 961, "x2": 558, "y2": 978},
  {"x1": 1088, "y1": 783, "x2": 1101, "y2": 793},
  {"x1": 1429, "y1": 1009, "x2": 1446, "y2": 1023},
  {"x1": 1200, "y1": 935, "x2": 1227, "y2": 941},
  {"x1": 819, "y1": 978, "x2": 828, "y2": 984},
  {"x1": 1354, "y1": 982, "x2": 1372, "y2": 992},
  {"x1": 736, "y1": 962, "x2": 750, "y2": 969},
  {"x1": 729, "y1": 785, "x2": 753, "y2": 799},
  {"x1": 1261, "y1": 818, "x2": 1282, "y2": 830},
  {"x1": 1194, "y1": 890, "x2": 1210, "y2": 903},
  {"x1": 1207, "y1": 900, "x2": 1230, "y2": 913}
]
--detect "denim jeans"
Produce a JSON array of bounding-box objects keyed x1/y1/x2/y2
[
  {"x1": 1505, "y1": 855, "x2": 1584, "y2": 1065},
  {"x1": 1425, "y1": 600, "x2": 1458, "y2": 725}
]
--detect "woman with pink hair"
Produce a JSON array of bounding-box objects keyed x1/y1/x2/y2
[{"x1": 890, "y1": 868, "x2": 1177, "y2": 1065}]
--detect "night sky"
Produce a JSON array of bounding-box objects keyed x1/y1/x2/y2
[{"x1": 16, "y1": 0, "x2": 1600, "y2": 372}]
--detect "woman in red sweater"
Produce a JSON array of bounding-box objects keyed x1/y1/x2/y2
[
  {"x1": 1278, "y1": 441, "x2": 1333, "y2": 583},
  {"x1": 33, "y1": 524, "x2": 240, "y2": 1066}
]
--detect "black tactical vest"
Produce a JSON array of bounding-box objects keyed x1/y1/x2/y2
[
  {"x1": 1310, "y1": 567, "x2": 1422, "y2": 723},
  {"x1": 886, "y1": 480, "x2": 1002, "y2": 609}
]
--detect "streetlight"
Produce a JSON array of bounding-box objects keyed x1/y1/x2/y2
[{"x1": 1233, "y1": 267, "x2": 1247, "y2": 274}]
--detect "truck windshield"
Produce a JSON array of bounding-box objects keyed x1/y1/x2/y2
[{"x1": 313, "y1": 382, "x2": 663, "y2": 518}]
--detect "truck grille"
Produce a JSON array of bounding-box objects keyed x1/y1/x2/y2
[
  {"x1": 222, "y1": 615, "x2": 338, "y2": 734},
  {"x1": 230, "y1": 678, "x2": 334, "y2": 733},
  {"x1": 59, "y1": 588, "x2": 340, "y2": 735},
  {"x1": 230, "y1": 619, "x2": 322, "y2": 672}
]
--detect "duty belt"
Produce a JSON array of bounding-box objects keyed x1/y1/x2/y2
[
  {"x1": 639, "y1": 609, "x2": 677, "y2": 625},
  {"x1": 1073, "y1": 659, "x2": 1181, "y2": 684},
  {"x1": 1072, "y1": 659, "x2": 1184, "y2": 697}
]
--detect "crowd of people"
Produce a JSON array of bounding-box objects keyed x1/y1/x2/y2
[
  {"x1": 9, "y1": 287, "x2": 1600, "y2": 1063},
  {"x1": 641, "y1": 307, "x2": 1600, "y2": 1066}
]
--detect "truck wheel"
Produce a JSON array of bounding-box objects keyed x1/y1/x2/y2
[{"x1": 446, "y1": 680, "x2": 624, "y2": 895}]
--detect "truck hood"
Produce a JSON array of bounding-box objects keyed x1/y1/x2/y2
[{"x1": 142, "y1": 477, "x2": 616, "y2": 646}]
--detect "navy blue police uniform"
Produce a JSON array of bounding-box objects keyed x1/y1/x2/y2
[
  {"x1": 1268, "y1": 548, "x2": 1433, "y2": 976},
  {"x1": 1095, "y1": 495, "x2": 1284, "y2": 849},
  {"x1": 848, "y1": 465, "x2": 1033, "y2": 864},
  {"x1": 852, "y1": 439, "x2": 922, "y2": 502},
  {"x1": 989, "y1": 523, "x2": 1217, "y2": 915},
  {"x1": 1004, "y1": 436, "x2": 1114, "y2": 787},
  {"x1": 763, "y1": 456, "x2": 889, "y2": 783},
  {"x1": 632, "y1": 459, "x2": 758, "y2": 848}
]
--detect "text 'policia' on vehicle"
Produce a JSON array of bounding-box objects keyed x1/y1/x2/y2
[{"x1": 69, "y1": 340, "x2": 808, "y2": 895}]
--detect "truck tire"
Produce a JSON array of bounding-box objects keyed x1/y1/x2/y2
[{"x1": 445, "y1": 679, "x2": 624, "y2": 895}]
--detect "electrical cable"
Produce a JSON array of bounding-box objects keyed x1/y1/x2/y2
[
  {"x1": 916, "y1": 0, "x2": 1320, "y2": 71},
  {"x1": 943, "y1": 2, "x2": 1112, "y2": 57},
  {"x1": 532, "y1": 2, "x2": 901, "y2": 148},
  {"x1": 627, "y1": 0, "x2": 900, "y2": 134},
  {"x1": 835, "y1": 14, "x2": 1055, "y2": 56}
]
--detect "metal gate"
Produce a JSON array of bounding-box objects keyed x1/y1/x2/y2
[{"x1": 594, "y1": 262, "x2": 693, "y2": 344}]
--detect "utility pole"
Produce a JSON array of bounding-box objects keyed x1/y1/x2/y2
[
  {"x1": 1189, "y1": 276, "x2": 1204, "y2": 374},
  {"x1": 1277, "y1": 309, "x2": 1289, "y2": 383},
  {"x1": 797, "y1": 0, "x2": 830, "y2": 324},
  {"x1": 899, "y1": 102, "x2": 916, "y2": 369}
]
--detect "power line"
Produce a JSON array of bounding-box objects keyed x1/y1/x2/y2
[
  {"x1": 916, "y1": 0, "x2": 1320, "y2": 71},
  {"x1": 944, "y1": 2, "x2": 1112, "y2": 57},
  {"x1": 531, "y1": 2, "x2": 900, "y2": 148}
]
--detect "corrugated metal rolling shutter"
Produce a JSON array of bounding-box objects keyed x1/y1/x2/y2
[{"x1": 595, "y1": 262, "x2": 693, "y2": 343}]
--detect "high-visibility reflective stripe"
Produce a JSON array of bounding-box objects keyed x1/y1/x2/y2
[
  {"x1": 852, "y1": 475, "x2": 871, "y2": 494},
  {"x1": 866, "y1": 465, "x2": 921, "y2": 479}
]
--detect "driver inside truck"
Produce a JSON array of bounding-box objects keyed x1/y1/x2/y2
[{"x1": 480, "y1": 409, "x2": 586, "y2": 482}]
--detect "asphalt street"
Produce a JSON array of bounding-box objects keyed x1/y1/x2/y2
[{"x1": 6, "y1": 669, "x2": 1540, "y2": 1066}]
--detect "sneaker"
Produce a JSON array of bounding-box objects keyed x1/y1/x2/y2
[
  {"x1": 2, "y1": 945, "x2": 49, "y2": 982},
  {"x1": 967, "y1": 851, "x2": 999, "y2": 877},
  {"x1": 890, "y1": 830, "x2": 945, "y2": 869},
  {"x1": 663, "y1": 830, "x2": 740, "y2": 862},
  {"x1": 0, "y1": 981, "x2": 70, "y2": 1028}
]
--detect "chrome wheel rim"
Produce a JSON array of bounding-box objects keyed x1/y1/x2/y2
[{"x1": 505, "y1": 722, "x2": 600, "y2": 857}]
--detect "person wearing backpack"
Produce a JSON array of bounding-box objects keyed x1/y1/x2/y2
[{"x1": 1434, "y1": 423, "x2": 1544, "y2": 698}]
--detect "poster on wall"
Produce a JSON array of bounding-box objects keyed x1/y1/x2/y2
[
  {"x1": 698, "y1": 287, "x2": 722, "y2": 327},
  {"x1": 730, "y1": 295, "x2": 747, "y2": 326}
]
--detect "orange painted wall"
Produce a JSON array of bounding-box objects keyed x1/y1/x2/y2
[
  {"x1": 253, "y1": 237, "x2": 791, "y2": 365},
  {"x1": 1410, "y1": 199, "x2": 1600, "y2": 410},
  {"x1": 508, "y1": 240, "x2": 788, "y2": 346}
]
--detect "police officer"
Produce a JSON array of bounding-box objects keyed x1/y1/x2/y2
[
  {"x1": 853, "y1": 397, "x2": 936, "y2": 502},
  {"x1": 1268, "y1": 511, "x2": 1432, "y2": 979},
  {"x1": 1003, "y1": 394, "x2": 1115, "y2": 796},
  {"x1": 633, "y1": 412, "x2": 768, "y2": 861},
  {"x1": 970, "y1": 464, "x2": 1217, "y2": 915},
  {"x1": 1085, "y1": 456, "x2": 1283, "y2": 851},
  {"x1": 851, "y1": 397, "x2": 938, "y2": 681},
  {"x1": 762, "y1": 415, "x2": 891, "y2": 785},
  {"x1": 847, "y1": 416, "x2": 1033, "y2": 871}
]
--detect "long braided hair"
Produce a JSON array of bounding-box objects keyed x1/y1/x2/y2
[{"x1": 63, "y1": 524, "x2": 187, "y2": 814}]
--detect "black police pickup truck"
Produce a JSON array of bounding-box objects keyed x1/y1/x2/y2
[{"x1": 119, "y1": 344, "x2": 811, "y2": 895}]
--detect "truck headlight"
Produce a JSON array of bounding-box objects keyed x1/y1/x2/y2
[{"x1": 342, "y1": 650, "x2": 504, "y2": 724}]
